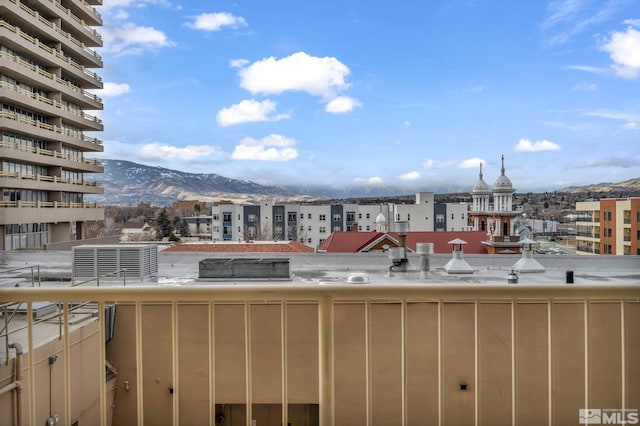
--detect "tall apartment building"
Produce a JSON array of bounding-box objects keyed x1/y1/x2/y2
[
  {"x1": 576, "y1": 197, "x2": 640, "y2": 255},
  {"x1": 0, "y1": 0, "x2": 104, "y2": 250}
]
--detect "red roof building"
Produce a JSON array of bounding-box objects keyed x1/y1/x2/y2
[
  {"x1": 164, "y1": 241, "x2": 314, "y2": 253},
  {"x1": 318, "y1": 231, "x2": 488, "y2": 254}
]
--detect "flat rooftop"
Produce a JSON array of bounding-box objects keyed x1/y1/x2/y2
[{"x1": 0, "y1": 249, "x2": 638, "y2": 287}]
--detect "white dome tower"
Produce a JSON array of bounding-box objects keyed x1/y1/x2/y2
[
  {"x1": 375, "y1": 212, "x2": 387, "y2": 232},
  {"x1": 471, "y1": 162, "x2": 491, "y2": 212},
  {"x1": 493, "y1": 155, "x2": 514, "y2": 212}
]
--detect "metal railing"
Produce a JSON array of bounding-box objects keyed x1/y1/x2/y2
[
  {"x1": 0, "y1": 80, "x2": 102, "y2": 124},
  {"x1": 0, "y1": 141, "x2": 103, "y2": 166},
  {"x1": 0, "y1": 19, "x2": 101, "y2": 82},
  {"x1": 0, "y1": 111, "x2": 103, "y2": 146}
]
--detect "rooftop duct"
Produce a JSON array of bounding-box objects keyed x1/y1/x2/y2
[
  {"x1": 416, "y1": 242, "x2": 434, "y2": 279},
  {"x1": 72, "y1": 245, "x2": 158, "y2": 283},
  {"x1": 199, "y1": 258, "x2": 291, "y2": 280},
  {"x1": 389, "y1": 221, "x2": 410, "y2": 273}
]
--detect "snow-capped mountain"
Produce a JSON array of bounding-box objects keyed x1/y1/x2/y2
[{"x1": 86, "y1": 159, "x2": 313, "y2": 206}]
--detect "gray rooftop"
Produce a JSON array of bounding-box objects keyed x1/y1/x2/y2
[{"x1": 0, "y1": 249, "x2": 638, "y2": 287}]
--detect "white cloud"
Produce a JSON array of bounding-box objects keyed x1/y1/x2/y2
[
  {"x1": 237, "y1": 52, "x2": 351, "y2": 99},
  {"x1": 623, "y1": 19, "x2": 640, "y2": 28},
  {"x1": 230, "y1": 59, "x2": 250, "y2": 68},
  {"x1": 458, "y1": 157, "x2": 486, "y2": 168},
  {"x1": 601, "y1": 26, "x2": 640, "y2": 78},
  {"x1": 216, "y1": 99, "x2": 290, "y2": 127},
  {"x1": 96, "y1": 82, "x2": 131, "y2": 97},
  {"x1": 186, "y1": 12, "x2": 247, "y2": 31},
  {"x1": 231, "y1": 134, "x2": 298, "y2": 162},
  {"x1": 572, "y1": 82, "x2": 597, "y2": 91},
  {"x1": 585, "y1": 109, "x2": 640, "y2": 129},
  {"x1": 101, "y1": 23, "x2": 172, "y2": 54},
  {"x1": 515, "y1": 138, "x2": 562, "y2": 152},
  {"x1": 325, "y1": 96, "x2": 362, "y2": 114},
  {"x1": 541, "y1": 0, "x2": 624, "y2": 45},
  {"x1": 140, "y1": 143, "x2": 221, "y2": 161},
  {"x1": 403, "y1": 121, "x2": 411, "y2": 127},
  {"x1": 422, "y1": 159, "x2": 436, "y2": 168},
  {"x1": 566, "y1": 65, "x2": 608, "y2": 75},
  {"x1": 354, "y1": 177, "x2": 384, "y2": 185},
  {"x1": 398, "y1": 171, "x2": 421, "y2": 181}
]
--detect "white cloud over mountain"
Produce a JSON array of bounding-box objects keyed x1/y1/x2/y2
[{"x1": 231, "y1": 134, "x2": 298, "y2": 161}]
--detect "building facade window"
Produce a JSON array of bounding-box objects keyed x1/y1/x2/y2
[
  {"x1": 275, "y1": 214, "x2": 283, "y2": 222},
  {"x1": 319, "y1": 214, "x2": 326, "y2": 221},
  {"x1": 248, "y1": 214, "x2": 256, "y2": 222}
]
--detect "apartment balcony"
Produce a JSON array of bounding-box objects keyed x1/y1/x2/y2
[
  {"x1": 0, "y1": 50, "x2": 103, "y2": 111},
  {"x1": 1, "y1": 281, "x2": 639, "y2": 426},
  {"x1": 0, "y1": 143, "x2": 103, "y2": 173},
  {"x1": 62, "y1": 0, "x2": 103, "y2": 27},
  {"x1": 0, "y1": 82, "x2": 102, "y2": 131},
  {"x1": 0, "y1": 201, "x2": 103, "y2": 223},
  {"x1": 0, "y1": 20, "x2": 102, "y2": 89},
  {"x1": 0, "y1": 172, "x2": 103, "y2": 194},
  {"x1": 0, "y1": 112, "x2": 103, "y2": 152},
  {"x1": 0, "y1": 0, "x2": 102, "y2": 67}
]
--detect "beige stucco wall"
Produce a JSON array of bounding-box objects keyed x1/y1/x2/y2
[
  {"x1": 104, "y1": 300, "x2": 640, "y2": 426},
  {"x1": 0, "y1": 319, "x2": 116, "y2": 426}
]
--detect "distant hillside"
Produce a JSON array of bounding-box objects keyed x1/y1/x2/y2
[
  {"x1": 562, "y1": 178, "x2": 640, "y2": 195},
  {"x1": 86, "y1": 160, "x2": 639, "y2": 206},
  {"x1": 87, "y1": 160, "x2": 316, "y2": 206}
]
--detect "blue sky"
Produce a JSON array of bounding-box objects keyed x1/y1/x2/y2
[{"x1": 94, "y1": 0, "x2": 640, "y2": 193}]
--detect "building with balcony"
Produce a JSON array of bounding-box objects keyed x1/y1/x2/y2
[
  {"x1": 0, "y1": 250, "x2": 639, "y2": 425},
  {"x1": 0, "y1": 0, "x2": 104, "y2": 250},
  {"x1": 210, "y1": 194, "x2": 470, "y2": 249},
  {"x1": 576, "y1": 197, "x2": 640, "y2": 255}
]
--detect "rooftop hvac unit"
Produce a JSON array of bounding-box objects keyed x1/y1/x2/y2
[{"x1": 72, "y1": 245, "x2": 158, "y2": 283}]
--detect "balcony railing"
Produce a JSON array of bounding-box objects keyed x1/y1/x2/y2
[
  {"x1": 0, "y1": 50, "x2": 102, "y2": 104},
  {"x1": 0, "y1": 200, "x2": 102, "y2": 208},
  {"x1": 0, "y1": 111, "x2": 102, "y2": 146},
  {"x1": 0, "y1": 81, "x2": 102, "y2": 125},
  {"x1": 8, "y1": 0, "x2": 102, "y2": 60},
  {"x1": 0, "y1": 170, "x2": 102, "y2": 187},
  {"x1": 0, "y1": 19, "x2": 101, "y2": 83},
  {"x1": 0, "y1": 141, "x2": 102, "y2": 166},
  {"x1": 1, "y1": 284, "x2": 638, "y2": 426},
  {"x1": 40, "y1": 0, "x2": 102, "y2": 40}
]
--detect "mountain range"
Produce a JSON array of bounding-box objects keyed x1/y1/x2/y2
[{"x1": 87, "y1": 159, "x2": 640, "y2": 206}]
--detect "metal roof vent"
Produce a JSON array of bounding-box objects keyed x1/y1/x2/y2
[
  {"x1": 416, "y1": 242, "x2": 434, "y2": 279},
  {"x1": 346, "y1": 273, "x2": 370, "y2": 284}
]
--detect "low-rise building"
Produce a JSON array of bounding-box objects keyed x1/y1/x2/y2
[
  {"x1": 576, "y1": 197, "x2": 640, "y2": 255},
  {"x1": 119, "y1": 222, "x2": 156, "y2": 242}
]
